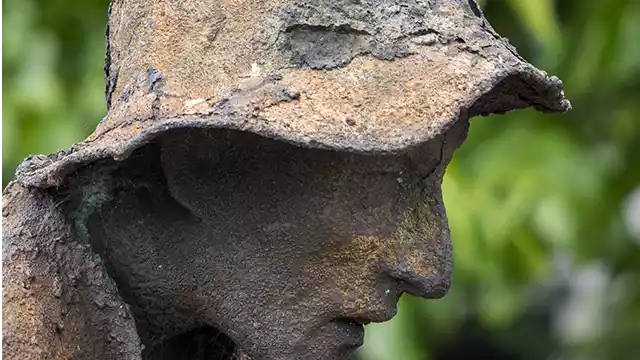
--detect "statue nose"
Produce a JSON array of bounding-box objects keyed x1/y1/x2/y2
[
  {"x1": 387, "y1": 261, "x2": 452, "y2": 299},
  {"x1": 380, "y1": 188, "x2": 454, "y2": 299},
  {"x1": 383, "y1": 232, "x2": 453, "y2": 299}
]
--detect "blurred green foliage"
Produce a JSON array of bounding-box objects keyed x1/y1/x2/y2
[{"x1": 3, "y1": 0, "x2": 640, "y2": 359}]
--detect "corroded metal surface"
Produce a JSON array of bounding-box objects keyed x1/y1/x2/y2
[{"x1": 3, "y1": 1, "x2": 570, "y2": 359}]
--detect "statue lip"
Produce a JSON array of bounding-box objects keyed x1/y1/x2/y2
[
  {"x1": 333, "y1": 316, "x2": 372, "y2": 327},
  {"x1": 330, "y1": 318, "x2": 367, "y2": 348},
  {"x1": 328, "y1": 285, "x2": 401, "y2": 331},
  {"x1": 328, "y1": 309, "x2": 397, "y2": 347}
]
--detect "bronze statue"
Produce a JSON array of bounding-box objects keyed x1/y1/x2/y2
[{"x1": 2, "y1": 1, "x2": 570, "y2": 359}]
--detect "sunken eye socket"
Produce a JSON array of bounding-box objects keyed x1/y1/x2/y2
[
  {"x1": 156, "y1": 128, "x2": 420, "y2": 230},
  {"x1": 160, "y1": 128, "x2": 412, "y2": 182}
]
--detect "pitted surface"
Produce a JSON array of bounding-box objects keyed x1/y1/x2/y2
[{"x1": 4, "y1": 1, "x2": 572, "y2": 358}]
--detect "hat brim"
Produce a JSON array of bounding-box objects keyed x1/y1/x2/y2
[{"x1": 15, "y1": 34, "x2": 569, "y2": 189}]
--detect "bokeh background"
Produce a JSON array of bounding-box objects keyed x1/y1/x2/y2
[{"x1": 3, "y1": 0, "x2": 640, "y2": 359}]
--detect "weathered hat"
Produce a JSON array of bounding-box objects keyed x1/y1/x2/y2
[{"x1": 16, "y1": 0, "x2": 569, "y2": 188}]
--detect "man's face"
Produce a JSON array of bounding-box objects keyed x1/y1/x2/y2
[{"x1": 95, "y1": 125, "x2": 465, "y2": 360}]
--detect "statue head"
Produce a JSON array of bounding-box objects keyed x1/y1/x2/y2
[
  {"x1": 61, "y1": 121, "x2": 466, "y2": 359},
  {"x1": 3, "y1": 1, "x2": 569, "y2": 360}
]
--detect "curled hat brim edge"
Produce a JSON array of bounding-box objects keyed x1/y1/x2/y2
[{"x1": 13, "y1": 59, "x2": 570, "y2": 190}]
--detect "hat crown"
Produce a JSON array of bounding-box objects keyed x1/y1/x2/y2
[{"x1": 105, "y1": 0, "x2": 488, "y2": 111}]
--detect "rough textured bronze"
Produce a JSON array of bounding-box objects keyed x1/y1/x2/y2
[{"x1": 3, "y1": 1, "x2": 569, "y2": 359}]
